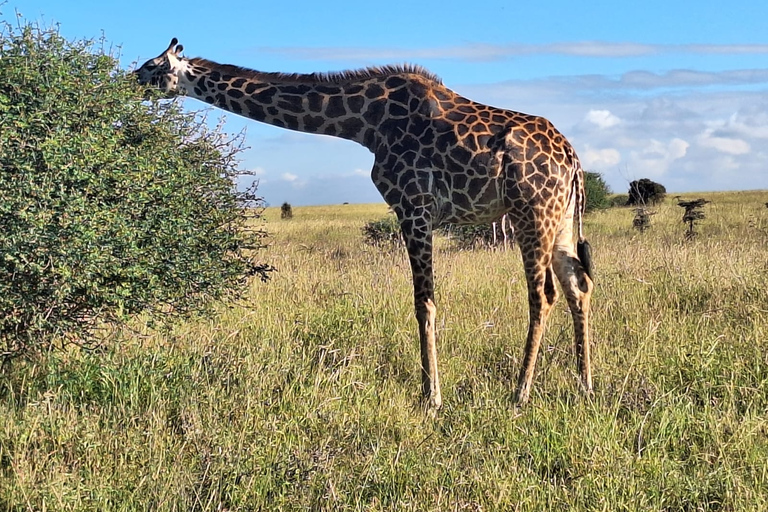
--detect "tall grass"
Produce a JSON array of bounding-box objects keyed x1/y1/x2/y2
[{"x1": 2, "y1": 192, "x2": 767, "y2": 511}]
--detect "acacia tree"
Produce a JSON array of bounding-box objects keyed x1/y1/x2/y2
[{"x1": 0, "y1": 23, "x2": 272, "y2": 357}]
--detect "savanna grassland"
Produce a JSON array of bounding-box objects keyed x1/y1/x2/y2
[{"x1": 2, "y1": 192, "x2": 768, "y2": 511}]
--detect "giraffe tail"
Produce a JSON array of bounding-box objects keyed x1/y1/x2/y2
[
  {"x1": 573, "y1": 156, "x2": 593, "y2": 280},
  {"x1": 577, "y1": 239, "x2": 593, "y2": 281}
]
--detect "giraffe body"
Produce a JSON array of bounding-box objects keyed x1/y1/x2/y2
[{"x1": 137, "y1": 39, "x2": 594, "y2": 409}]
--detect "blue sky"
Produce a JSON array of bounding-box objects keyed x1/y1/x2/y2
[{"x1": 9, "y1": 0, "x2": 768, "y2": 205}]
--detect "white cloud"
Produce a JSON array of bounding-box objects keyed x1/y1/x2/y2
[
  {"x1": 685, "y1": 44, "x2": 768, "y2": 55},
  {"x1": 667, "y1": 139, "x2": 690, "y2": 160},
  {"x1": 498, "y1": 69, "x2": 768, "y2": 97},
  {"x1": 281, "y1": 172, "x2": 298, "y2": 182},
  {"x1": 254, "y1": 42, "x2": 768, "y2": 63},
  {"x1": 698, "y1": 130, "x2": 751, "y2": 155},
  {"x1": 620, "y1": 69, "x2": 768, "y2": 89},
  {"x1": 585, "y1": 109, "x2": 621, "y2": 128},
  {"x1": 628, "y1": 138, "x2": 689, "y2": 178},
  {"x1": 581, "y1": 146, "x2": 622, "y2": 168},
  {"x1": 706, "y1": 111, "x2": 768, "y2": 140},
  {"x1": 712, "y1": 155, "x2": 741, "y2": 172}
]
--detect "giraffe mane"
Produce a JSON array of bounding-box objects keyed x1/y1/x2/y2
[{"x1": 188, "y1": 58, "x2": 442, "y2": 85}]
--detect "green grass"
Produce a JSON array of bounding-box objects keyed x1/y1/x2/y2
[{"x1": 2, "y1": 191, "x2": 768, "y2": 511}]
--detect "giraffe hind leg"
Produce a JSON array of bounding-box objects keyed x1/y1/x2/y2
[
  {"x1": 553, "y1": 226, "x2": 594, "y2": 394},
  {"x1": 514, "y1": 236, "x2": 558, "y2": 404}
]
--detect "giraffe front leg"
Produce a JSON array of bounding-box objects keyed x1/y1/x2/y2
[
  {"x1": 575, "y1": 291, "x2": 593, "y2": 394},
  {"x1": 416, "y1": 296, "x2": 441, "y2": 410},
  {"x1": 400, "y1": 214, "x2": 441, "y2": 411}
]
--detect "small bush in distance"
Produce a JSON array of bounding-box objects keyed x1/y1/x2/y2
[
  {"x1": 441, "y1": 224, "x2": 496, "y2": 249},
  {"x1": 280, "y1": 202, "x2": 293, "y2": 219},
  {"x1": 628, "y1": 178, "x2": 667, "y2": 206},
  {"x1": 609, "y1": 194, "x2": 630, "y2": 207},
  {"x1": 362, "y1": 215, "x2": 403, "y2": 247},
  {"x1": 440, "y1": 215, "x2": 514, "y2": 250},
  {"x1": 0, "y1": 23, "x2": 272, "y2": 358},
  {"x1": 632, "y1": 207, "x2": 656, "y2": 232}
]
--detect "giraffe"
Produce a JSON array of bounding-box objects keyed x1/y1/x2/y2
[{"x1": 135, "y1": 39, "x2": 594, "y2": 409}]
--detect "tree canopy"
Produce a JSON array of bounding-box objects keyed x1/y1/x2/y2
[{"x1": 0, "y1": 23, "x2": 271, "y2": 357}]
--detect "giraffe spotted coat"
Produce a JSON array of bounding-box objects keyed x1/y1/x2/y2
[{"x1": 136, "y1": 39, "x2": 594, "y2": 409}]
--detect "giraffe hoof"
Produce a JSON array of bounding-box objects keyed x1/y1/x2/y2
[
  {"x1": 513, "y1": 387, "x2": 531, "y2": 406},
  {"x1": 421, "y1": 393, "x2": 442, "y2": 415}
]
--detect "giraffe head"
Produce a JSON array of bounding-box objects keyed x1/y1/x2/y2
[{"x1": 135, "y1": 38, "x2": 187, "y2": 95}]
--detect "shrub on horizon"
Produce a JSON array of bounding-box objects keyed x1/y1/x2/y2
[
  {"x1": 628, "y1": 178, "x2": 667, "y2": 206},
  {"x1": 281, "y1": 202, "x2": 293, "y2": 219}
]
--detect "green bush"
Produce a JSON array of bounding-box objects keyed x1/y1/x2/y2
[
  {"x1": 363, "y1": 215, "x2": 515, "y2": 251},
  {"x1": 441, "y1": 224, "x2": 494, "y2": 249},
  {"x1": 609, "y1": 194, "x2": 630, "y2": 207},
  {"x1": 0, "y1": 23, "x2": 272, "y2": 357},
  {"x1": 441, "y1": 221, "x2": 514, "y2": 249},
  {"x1": 362, "y1": 215, "x2": 402, "y2": 247},
  {"x1": 584, "y1": 171, "x2": 611, "y2": 212}
]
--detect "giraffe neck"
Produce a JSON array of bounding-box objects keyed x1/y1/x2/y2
[{"x1": 175, "y1": 57, "x2": 441, "y2": 152}]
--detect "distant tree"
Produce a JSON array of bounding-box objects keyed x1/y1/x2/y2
[
  {"x1": 584, "y1": 172, "x2": 611, "y2": 212},
  {"x1": 0, "y1": 23, "x2": 272, "y2": 357},
  {"x1": 627, "y1": 179, "x2": 667, "y2": 206},
  {"x1": 678, "y1": 198, "x2": 711, "y2": 240},
  {"x1": 280, "y1": 202, "x2": 293, "y2": 219}
]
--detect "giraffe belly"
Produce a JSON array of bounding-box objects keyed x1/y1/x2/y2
[
  {"x1": 441, "y1": 207, "x2": 508, "y2": 226},
  {"x1": 438, "y1": 177, "x2": 506, "y2": 226}
]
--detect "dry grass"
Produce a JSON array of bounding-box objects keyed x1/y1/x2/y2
[{"x1": 2, "y1": 191, "x2": 768, "y2": 511}]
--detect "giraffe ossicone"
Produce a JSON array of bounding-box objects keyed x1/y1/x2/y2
[{"x1": 136, "y1": 39, "x2": 595, "y2": 409}]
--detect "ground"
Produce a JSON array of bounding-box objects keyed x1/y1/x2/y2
[{"x1": 2, "y1": 192, "x2": 768, "y2": 510}]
